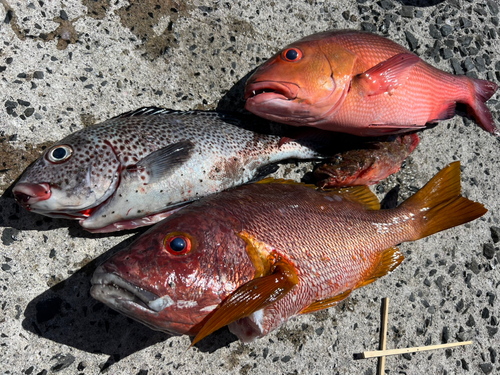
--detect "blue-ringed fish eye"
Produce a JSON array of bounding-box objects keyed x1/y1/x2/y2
[
  {"x1": 163, "y1": 232, "x2": 192, "y2": 256},
  {"x1": 46, "y1": 144, "x2": 73, "y2": 164}
]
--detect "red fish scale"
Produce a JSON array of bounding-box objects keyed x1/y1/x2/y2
[
  {"x1": 323, "y1": 31, "x2": 471, "y2": 131},
  {"x1": 205, "y1": 182, "x2": 419, "y2": 337}
]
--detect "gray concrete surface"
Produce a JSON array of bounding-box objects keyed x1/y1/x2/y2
[{"x1": 1, "y1": 0, "x2": 499, "y2": 374}]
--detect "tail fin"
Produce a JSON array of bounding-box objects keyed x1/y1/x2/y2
[
  {"x1": 401, "y1": 161, "x2": 487, "y2": 240},
  {"x1": 465, "y1": 78, "x2": 498, "y2": 135}
]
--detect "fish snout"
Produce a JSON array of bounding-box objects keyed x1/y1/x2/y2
[{"x1": 13, "y1": 183, "x2": 51, "y2": 209}]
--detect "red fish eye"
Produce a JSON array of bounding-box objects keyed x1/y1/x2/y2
[
  {"x1": 164, "y1": 233, "x2": 192, "y2": 255},
  {"x1": 46, "y1": 144, "x2": 73, "y2": 164},
  {"x1": 282, "y1": 48, "x2": 303, "y2": 62}
]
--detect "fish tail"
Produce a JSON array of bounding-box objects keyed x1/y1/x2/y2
[
  {"x1": 464, "y1": 77, "x2": 498, "y2": 135},
  {"x1": 401, "y1": 161, "x2": 487, "y2": 241}
]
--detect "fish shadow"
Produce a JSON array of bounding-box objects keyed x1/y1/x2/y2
[
  {"x1": 216, "y1": 69, "x2": 257, "y2": 113},
  {"x1": 395, "y1": 0, "x2": 446, "y2": 6},
  {"x1": 21, "y1": 231, "x2": 237, "y2": 368}
]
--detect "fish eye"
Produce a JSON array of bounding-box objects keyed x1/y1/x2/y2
[
  {"x1": 46, "y1": 145, "x2": 73, "y2": 164},
  {"x1": 164, "y1": 233, "x2": 192, "y2": 256},
  {"x1": 282, "y1": 48, "x2": 303, "y2": 62}
]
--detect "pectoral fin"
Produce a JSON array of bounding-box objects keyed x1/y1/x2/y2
[
  {"x1": 125, "y1": 140, "x2": 194, "y2": 183},
  {"x1": 356, "y1": 53, "x2": 420, "y2": 96},
  {"x1": 191, "y1": 260, "x2": 299, "y2": 346}
]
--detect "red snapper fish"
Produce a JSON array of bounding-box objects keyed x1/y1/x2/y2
[
  {"x1": 91, "y1": 161, "x2": 486, "y2": 345},
  {"x1": 245, "y1": 30, "x2": 498, "y2": 136}
]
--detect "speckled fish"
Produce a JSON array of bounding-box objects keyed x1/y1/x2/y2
[
  {"x1": 13, "y1": 107, "x2": 329, "y2": 233},
  {"x1": 90, "y1": 161, "x2": 485, "y2": 345},
  {"x1": 12, "y1": 107, "x2": 419, "y2": 233},
  {"x1": 245, "y1": 30, "x2": 498, "y2": 136}
]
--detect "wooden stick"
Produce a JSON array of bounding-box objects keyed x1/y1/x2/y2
[
  {"x1": 377, "y1": 298, "x2": 389, "y2": 375},
  {"x1": 363, "y1": 341, "x2": 473, "y2": 359}
]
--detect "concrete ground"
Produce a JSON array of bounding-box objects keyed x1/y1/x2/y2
[{"x1": 1, "y1": 0, "x2": 499, "y2": 374}]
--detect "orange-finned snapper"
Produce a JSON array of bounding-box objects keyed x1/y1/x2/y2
[{"x1": 91, "y1": 161, "x2": 486, "y2": 344}]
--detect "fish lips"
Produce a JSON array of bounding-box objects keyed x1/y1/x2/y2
[
  {"x1": 13, "y1": 182, "x2": 51, "y2": 210},
  {"x1": 90, "y1": 265, "x2": 207, "y2": 335},
  {"x1": 13, "y1": 166, "x2": 120, "y2": 221},
  {"x1": 244, "y1": 80, "x2": 299, "y2": 101},
  {"x1": 244, "y1": 81, "x2": 316, "y2": 125}
]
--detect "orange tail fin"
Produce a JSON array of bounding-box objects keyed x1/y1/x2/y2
[
  {"x1": 465, "y1": 78, "x2": 498, "y2": 135},
  {"x1": 401, "y1": 161, "x2": 487, "y2": 240}
]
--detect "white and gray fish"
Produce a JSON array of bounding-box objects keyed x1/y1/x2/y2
[{"x1": 13, "y1": 107, "x2": 325, "y2": 233}]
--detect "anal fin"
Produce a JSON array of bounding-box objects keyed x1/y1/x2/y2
[
  {"x1": 300, "y1": 289, "x2": 352, "y2": 314},
  {"x1": 428, "y1": 101, "x2": 457, "y2": 123},
  {"x1": 191, "y1": 260, "x2": 299, "y2": 346},
  {"x1": 301, "y1": 247, "x2": 404, "y2": 315},
  {"x1": 356, "y1": 246, "x2": 404, "y2": 288}
]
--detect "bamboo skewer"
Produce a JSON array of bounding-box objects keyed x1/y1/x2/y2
[
  {"x1": 363, "y1": 341, "x2": 473, "y2": 359},
  {"x1": 377, "y1": 297, "x2": 389, "y2": 375}
]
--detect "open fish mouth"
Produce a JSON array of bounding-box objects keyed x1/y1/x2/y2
[
  {"x1": 12, "y1": 182, "x2": 117, "y2": 220},
  {"x1": 13, "y1": 182, "x2": 52, "y2": 210},
  {"x1": 244, "y1": 81, "x2": 299, "y2": 101},
  {"x1": 91, "y1": 265, "x2": 173, "y2": 313}
]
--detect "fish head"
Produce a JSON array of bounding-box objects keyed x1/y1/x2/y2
[
  {"x1": 13, "y1": 130, "x2": 120, "y2": 220},
  {"x1": 245, "y1": 35, "x2": 357, "y2": 127},
  {"x1": 90, "y1": 206, "x2": 256, "y2": 335}
]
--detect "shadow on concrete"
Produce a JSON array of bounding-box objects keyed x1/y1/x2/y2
[
  {"x1": 21, "y1": 233, "x2": 238, "y2": 369},
  {"x1": 395, "y1": 0, "x2": 446, "y2": 6},
  {"x1": 216, "y1": 69, "x2": 256, "y2": 113}
]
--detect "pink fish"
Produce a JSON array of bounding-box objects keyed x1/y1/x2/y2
[{"x1": 245, "y1": 30, "x2": 498, "y2": 136}]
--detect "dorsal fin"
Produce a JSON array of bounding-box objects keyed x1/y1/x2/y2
[
  {"x1": 256, "y1": 179, "x2": 380, "y2": 210},
  {"x1": 111, "y1": 107, "x2": 242, "y2": 124},
  {"x1": 323, "y1": 185, "x2": 380, "y2": 210}
]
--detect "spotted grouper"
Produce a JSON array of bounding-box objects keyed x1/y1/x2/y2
[
  {"x1": 12, "y1": 107, "x2": 418, "y2": 233},
  {"x1": 90, "y1": 161, "x2": 486, "y2": 344},
  {"x1": 13, "y1": 108, "x2": 327, "y2": 232}
]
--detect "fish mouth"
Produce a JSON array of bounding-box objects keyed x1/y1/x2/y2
[
  {"x1": 244, "y1": 81, "x2": 299, "y2": 102},
  {"x1": 13, "y1": 183, "x2": 52, "y2": 210},
  {"x1": 12, "y1": 181, "x2": 117, "y2": 220},
  {"x1": 13, "y1": 182, "x2": 90, "y2": 219},
  {"x1": 90, "y1": 265, "x2": 171, "y2": 313}
]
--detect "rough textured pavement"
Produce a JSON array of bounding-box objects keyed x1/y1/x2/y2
[{"x1": 1, "y1": 0, "x2": 499, "y2": 374}]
